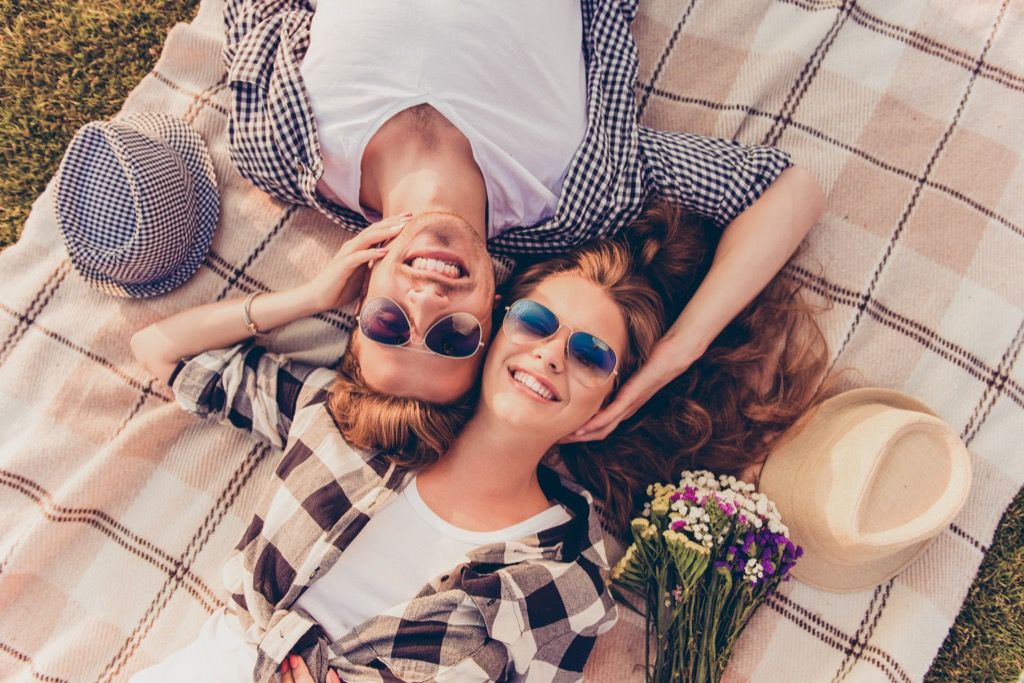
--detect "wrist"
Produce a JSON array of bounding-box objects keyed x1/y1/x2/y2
[
  {"x1": 662, "y1": 329, "x2": 708, "y2": 367},
  {"x1": 292, "y1": 282, "x2": 331, "y2": 316}
]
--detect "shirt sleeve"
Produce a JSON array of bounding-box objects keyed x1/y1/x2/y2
[
  {"x1": 514, "y1": 630, "x2": 597, "y2": 683},
  {"x1": 169, "y1": 342, "x2": 336, "y2": 449},
  {"x1": 638, "y1": 126, "x2": 792, "y2": 228}
]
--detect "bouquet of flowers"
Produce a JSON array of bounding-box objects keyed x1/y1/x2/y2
[{"x1": 611, "y1": 470, "x2": 803, "y2": 683}]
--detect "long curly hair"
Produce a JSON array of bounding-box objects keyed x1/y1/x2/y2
[
  {"x1": 521, "y1": 202, "x2": 832, "y2": 537},
  {"x1": 330, "y1": 201, "x2": 831, "y2": 538}
]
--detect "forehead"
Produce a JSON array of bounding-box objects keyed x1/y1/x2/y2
[{"x1": 523, "y1": 275, "x2": 628, "y2": 350}]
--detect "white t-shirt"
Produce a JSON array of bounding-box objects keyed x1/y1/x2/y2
[
  {"x1": 295, "y1": 476, "x2": 572, "y2": 640},
  {"x1": 300, "y1": 0, "x2": 588, "y2": 238},
  {"x1": 130, "y1": 477, "x2": 571, "y2": 680}
]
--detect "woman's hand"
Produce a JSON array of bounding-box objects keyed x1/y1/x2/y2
[
  {"x1": 303, "y1": 213, "x2": 411, "y2": 313},
  {"x1": 279, "y1": 654, "x2": 341, "y2": 683}
]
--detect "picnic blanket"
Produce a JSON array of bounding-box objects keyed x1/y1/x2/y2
[{"x1": 1, "y1": 0, "x2": 1021, "y2": 681}]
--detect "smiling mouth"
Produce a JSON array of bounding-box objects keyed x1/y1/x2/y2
[
  {"x1": 508, "y1": 367, "x2": 559, "y2": 402},
  {"x1": 404, "y1": 253, "x2": 467, "y2": 279}
]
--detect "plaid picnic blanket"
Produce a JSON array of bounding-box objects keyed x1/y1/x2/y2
[{"x1": 0, "y1": 0, "x2": 1021, "y2": 681}]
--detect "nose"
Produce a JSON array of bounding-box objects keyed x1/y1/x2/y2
[
  {"x1": 405, "y1": 286, "x2": 451, "y2": 334},
  {"x1": 532, "y1": 329, "x2": 568, "y2": 373}
]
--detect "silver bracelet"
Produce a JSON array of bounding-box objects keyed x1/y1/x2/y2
[{"x1": 242, "y1": 291, "x2": 265, "y2": 335}]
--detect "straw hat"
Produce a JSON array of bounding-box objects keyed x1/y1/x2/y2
[
  {"x1": 758, "y1": 388, "x2": 972, "y2": 592},
  {"x1": 54, "y1": 113, "x2": 219, "y2": 298}
]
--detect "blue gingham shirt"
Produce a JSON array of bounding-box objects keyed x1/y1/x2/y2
[{"x1": 222, "y1": 0, "x2": 792, "y2": 256}]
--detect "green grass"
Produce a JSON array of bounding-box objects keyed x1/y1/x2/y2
[
  {"x1": 0, "y1": 0, "x2": 200, "y2": 246},
  {"x1": 1, "y1": 2, "x2": 1022, "y2": 680},
  {"x1": 929, "y1": 485, "x2": 1024, "y2": 682}
]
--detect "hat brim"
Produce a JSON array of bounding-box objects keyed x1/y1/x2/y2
[
  {"x1": 760, "y1": 388, "x2": 943, "y2": 593},
  {"x1": 57, "y1": 113, "x2": 219, "y2": 299}
]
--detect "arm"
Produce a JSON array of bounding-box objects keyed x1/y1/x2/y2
[
  {"x1": 131, "y1": 216, "x2": 406, "y2": 384},
  {"x1": 567, "y1": 165, "x2": 825, "y2": 442}
]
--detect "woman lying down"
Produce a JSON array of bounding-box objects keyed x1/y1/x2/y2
[{"x1": 129, "y1": 203, "x2": 826, "y2": 682}]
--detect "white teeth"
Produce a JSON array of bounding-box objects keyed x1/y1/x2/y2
[
  {"x1": 512, "y1": 370, "x2": 556, "y2": 401},
  {"x1": 410, "y1": 257, "x2": 462, "y2": 278}
]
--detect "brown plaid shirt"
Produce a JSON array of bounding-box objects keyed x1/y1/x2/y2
[{"x1": 171, "y1": 343, "x2": 618, "y2": 682}]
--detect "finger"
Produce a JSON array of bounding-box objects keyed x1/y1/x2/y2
[
  {"x1": 288, "y1": 656, "x2": 315, "y2": 683},
  {"x1": 344, "y1": 215, "x2": 411, "y2": 251},
  {"x1": 573, "y1": 395, "x2": 633, "y2": 436},
  {"x1": 279, "y1": 656, "x2": 293, "y2": 683},
  {"x1": 327, "y1": 671, "x2": 342, "y2": 683}
]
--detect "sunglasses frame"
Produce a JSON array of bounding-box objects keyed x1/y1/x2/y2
[
  {"x1": 358, "y1": 296, "x2": 485, "y2": 360},
  {"x1": 502, "y1": 298, "x2": 620, "y2": 387}
]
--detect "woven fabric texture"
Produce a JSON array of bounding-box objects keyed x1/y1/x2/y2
[{"x1": 0, "y1": 1, "x2": 1021, "y2": 681}]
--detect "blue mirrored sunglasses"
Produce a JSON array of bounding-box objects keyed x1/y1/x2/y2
[
  {"x1": 359, "y1": 296, "x2": 484, "y2": 359},
  {"x1": 502, "y1": 299, "x2": 619, "y2": 387}
]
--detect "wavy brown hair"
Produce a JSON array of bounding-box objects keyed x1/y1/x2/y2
[
  {"x1": 328, "y1": 343, "x2": 476, "y2": 469},
  {"x1": 532, "y1": 203, "x2": 832, "y2": 537}
]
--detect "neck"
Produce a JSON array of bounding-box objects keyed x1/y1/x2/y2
[
  {"x1": 424, "y1": 410, "x2": 554, "y2": 508},
  {"x1": 360, "y1": 126, "x2": 488, "y2": 239}
]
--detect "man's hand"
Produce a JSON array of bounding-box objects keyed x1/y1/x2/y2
[
  {"x1": 303, "y1": 213, "x2": 410, "y2": 313},
  {"x1": 561, "y1": 333, "x2": 696, "y2": 443},
  {"x1": 279, "y1": 654, "x2": 341, "y2": 683}
]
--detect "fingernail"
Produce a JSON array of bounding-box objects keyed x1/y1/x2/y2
[
  {"x1": 390, "y1": 222, "x2": 406, "y2": 230},
  {"x1": 290, "y1": 655, "x2": 301, "y2": 668},
  {"x1": 575, "y1": 429, "x2": 586, "y2": 436},
  {"x1": 280, "y1": 657, "x2": 291, "y2": 672},
  {"x1": 399, "y1": 211, "x2": 413, "y2": 218}
]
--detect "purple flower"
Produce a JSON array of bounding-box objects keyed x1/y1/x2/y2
[
  {"x1": 670, "y1": 492, "x2": 683, "y2": 502},
  {"x1": 762, "y1": 558, "x2": 775, "y2": 575},
  {"x1": 741, "y1": 533, "x2": 755, "y2": 555},
  {"x1": 670, "y1": 519, "x2": 687, "y2": 531},
  {"x1": 681, "y1": 486, "x2": 698, "y2": 503},
  {"x1": 738, "y1": 514, "x2": 748, "y2": 525},
  {"x1": 714, "y1": 560, "x2": 729, "y2": 569}
]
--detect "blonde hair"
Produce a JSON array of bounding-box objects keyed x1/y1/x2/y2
[{"x1": 328, "y1": 346, "x2": 476, "y2": 469}]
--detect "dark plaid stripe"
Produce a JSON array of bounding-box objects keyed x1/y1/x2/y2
[
  {"x1": 0, "y1": 301, "x2": 173, "y2": 402},
  {"x1": 638, "y1": 87, "x2": 1024, "y2": 239},
  {"x1": 0, "y1": 261, "x2": 70, "y2": 368},
  {"x1": 0, "y1": 469, "x2": 221, "y2": 612},
  {"x1": 830, "y1": 0, "x2": 1013, "y2": 367},
  {"x1": 780, "y1": 0, "x2": 1024, "y2": 93},
  {"x1": 766, "y1": 592, "x2": 913, "y2": 683},
  {"x1": 214, "y1": 205, "x2": 298, "y2": 301},
  {"x1": 97, "y1": 442, "x2": 269, "y2": 682},
  {"x1": 834, "y1": 581, "x2": 894, "y2": 681},
  {"x1": 0, "y1": 640, "x2": 68, "y2": 683},
  {"x1": 762, "y1": 0, "x2": 855, "y2": 147},
  {"x1": 961, "y1": 316, "x2": 1024, "y2": 446},
  {"x1": 150, "y1": 69, "x2": 231, "y2": 117},
  {"x1": 785, "y1": 266, "x2": 1024, "y2": 411},
  {"x1": 635, "y1": 0, "x2": 700, "y2": 118}
]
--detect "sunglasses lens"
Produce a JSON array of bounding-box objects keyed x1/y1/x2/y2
[
  {"x1": 424, "y1": 312, "x2": 483, "y2": 358},
  {"x1": 504, "y1": 299, "x2": 559, "y2": 343},
  {"x1": 359, "y1": 298, "x2": 410, "y2": 346},
  {"x1": 568, "y1": 332, "x2": 617, "y2": 386}
]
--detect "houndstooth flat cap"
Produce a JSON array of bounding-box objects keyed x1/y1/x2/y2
[{"x1": 54, "y1": 113, "x2": 219, "y2": 298}]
